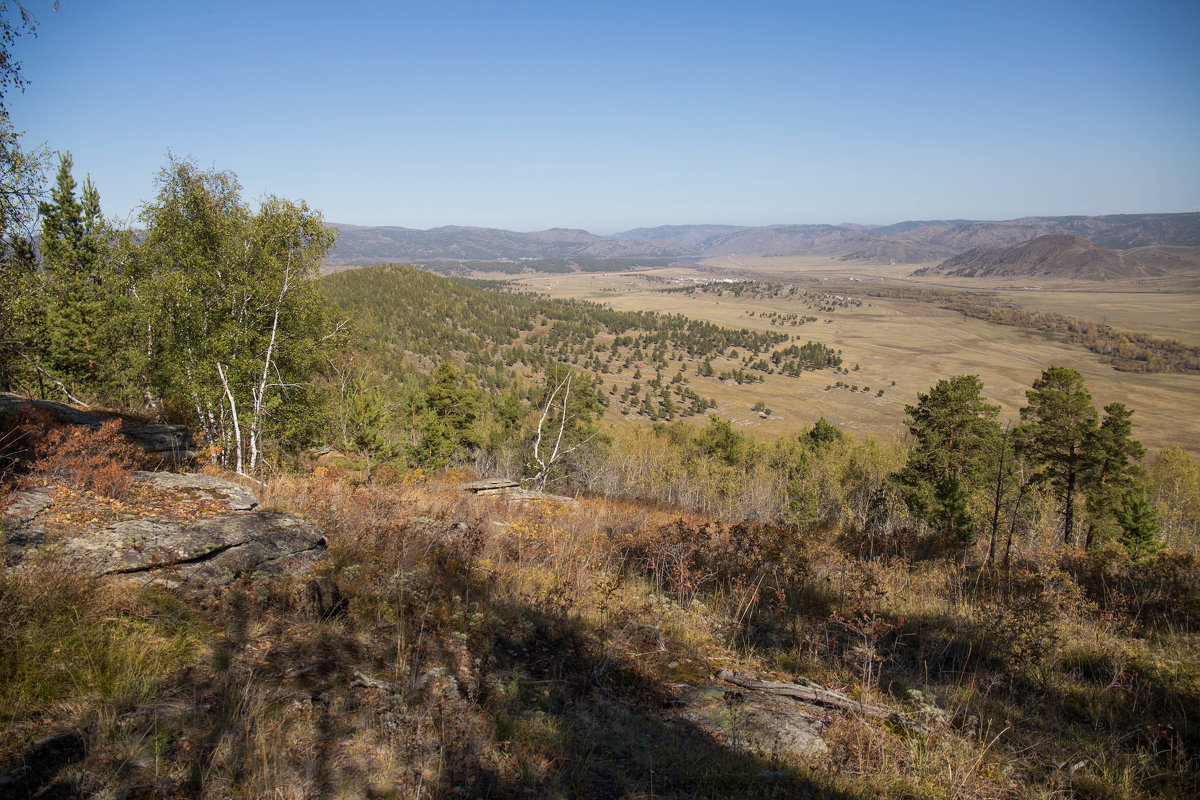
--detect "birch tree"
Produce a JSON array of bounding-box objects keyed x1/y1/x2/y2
[
  {"x1": 138, "y1": 157, "x2": 337, "y2": 475},
  {"x1": 527, "y1": 365, "x2": 603, "y2": 490}
]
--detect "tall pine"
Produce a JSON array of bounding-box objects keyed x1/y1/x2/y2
[
  {"x1": 895, "y1": 374, "x2": 1001, "y2": 544},
  {"x1": 1018, "y1": 366, "x2": 1100, "y2": 546},
  {"x1": 1083, "y1": 402, "x2": 1146, "y2": 549},
  {"x1": 36, "y1": 152, "x2": 122, "y2": 402}
]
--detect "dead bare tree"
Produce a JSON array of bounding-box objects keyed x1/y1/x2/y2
[{"x1": 528, "y1": 370, "x2": 597, "y2": 491}]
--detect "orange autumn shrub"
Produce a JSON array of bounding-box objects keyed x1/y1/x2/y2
[{"x1": 28, "y1": 418, "x2": 140, "y2": 499}]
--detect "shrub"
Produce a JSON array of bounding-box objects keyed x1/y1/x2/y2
[
  {"x1": 975, "y1": 563, "x2": 1087, "y2": 682},
  {"x1": 1063, "y1": 547, "x2": 1200, "y2": 628},
  {"x1": 28, "y1": 419, "x2": 141, "y2": 499},
  {"x1": 0, "y1": 407, "x2": 55, "y2": 481}
]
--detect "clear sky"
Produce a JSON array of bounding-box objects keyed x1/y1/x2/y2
[{"x1": 7, "y1": 0, "x2": 1200, "y2": 233}]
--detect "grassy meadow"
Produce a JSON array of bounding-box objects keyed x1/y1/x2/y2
[{"x1": 503, "y1": 261, "x2": 1200, "y2": 455}]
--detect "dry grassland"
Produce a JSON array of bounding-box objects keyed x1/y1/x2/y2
[{"x1": 504, "y1": 261, "x2": 1200, "y2": 456}]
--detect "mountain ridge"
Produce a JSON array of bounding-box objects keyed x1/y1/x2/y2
[
  {"x1": 914, "y1": 234, "x2": 1200, "y2": 280},
  {"x1": 327, "y1": 212, "x2": 1200, "y2": 267}
]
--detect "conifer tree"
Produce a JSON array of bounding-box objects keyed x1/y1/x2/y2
[
  {"x1": 412, "y1": 361, "x2": 482, "y2": 467},
  {"x1": 36, "y1": 152, "x2": 115, "y2": 399},
  {"x1": 345, "y1": 376, "x2": 393, "y2": 479},
  {"x1": 1018, "y1": 366, "x2": 1100, "y2": 546},
  {"x1": 808, "y1": 416, "x2": 845, "y2": 448},
  {"x1": 1083, "y1": 402, "x2": 1146, "y2": 549},
  {"x1": 895, "y1": 375, "x2": 1000, "y2": 544},
  {"x1": 1118, "y1": 493, "x2": 1160, "y2": 561}
]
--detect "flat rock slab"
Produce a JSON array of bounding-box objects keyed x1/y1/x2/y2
[
  {"x1": 51, "y1": 511, "x2": 325, "y2": 586},
  {"x1": 669, "y1": 683, "x2": 829, "y2": 759},
  {"x1": 460, "y1": 479, "x2": 574, "y2": 504},
  {"x1": 134, "y1": 471, "x2": 258, "y2": 510},
  {"x1": 1, "y1": 486, "x2": 53, "y2": 550},
  {"x1": 2, "y1": 485, "x2": 54, "y2": 525},
  {"x1": 3, "y1": 470, "x2": 324, "y2": 586},
  {"x1": 460, "y1": 478, "x2": 520, "y2": 492}
]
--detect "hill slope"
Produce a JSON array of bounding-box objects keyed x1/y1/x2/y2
[
  {"x1": 915, "y1": 234, "x2": 1200, "y2": 279},
  {"x1": 319, "y1": 266, "x2": 842, "y2": 422}
]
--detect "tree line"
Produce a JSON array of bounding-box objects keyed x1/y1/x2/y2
[
  {"x1": 894, "y1": 368, "x2": 1157, "y2": 561},
  {"x1": 2, "y1": 154, "x2": 340, "y2": 476}
]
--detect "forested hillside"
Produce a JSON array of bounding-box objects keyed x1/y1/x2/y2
[
  {"x1": 329, "y1": 214, "x2": 1200, "y2": 268},
  {"x1": 327, "y1": 223, "x2": 687, "y2": 266},
  {"x1": 320, "y1": 265, "x2": 844, "y2": 426}
]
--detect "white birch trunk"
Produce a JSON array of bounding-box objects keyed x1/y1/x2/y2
[
  {"x1": 248, "y1": 251, "x2": 292, "y2": 473},
  {"x1": 216, "y1": 362, "x2": 244, "y2": 475}
]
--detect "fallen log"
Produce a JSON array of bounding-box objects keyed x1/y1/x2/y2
[
  {"x1": 352, "y1": 670, "x2": 398, "y2": 692},
  {"x1": 715, "y1": 669, "x2": 927, "y2": 732}
]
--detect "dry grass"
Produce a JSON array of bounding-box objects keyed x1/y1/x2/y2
[{"x1": 5, "y1": 461, "x2": 1196, "y2": 797}]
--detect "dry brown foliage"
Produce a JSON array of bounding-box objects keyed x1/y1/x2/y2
[{"x1": 27, "y1": 418, "x2": 140, "y2": 499}]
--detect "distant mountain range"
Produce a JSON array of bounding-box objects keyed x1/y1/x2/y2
[
  {"x1": 327, "y1": 212, "x2": 1200, "y2": 267},
  {"x1": 913, "y1": 234, "x2": 1200, "y2": 280},
  {"x1": 328, "y1": 224, "x2": 683, "y2": 266}
]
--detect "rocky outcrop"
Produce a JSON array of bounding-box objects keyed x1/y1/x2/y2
[
  {"x1": 0, "y1": 392, "x2": 199, "y2": 467},
  {"x1": 2, "y1": 472, "x2": 325, "y2": 587},
  {"x1": 670, "y1": 682, "x2": 830, "y2": 758},
  {"x1": 460, "y1": 478, "x2": 575, "y2": 504},
  {"x1": 134, "y1": 470, "x2": 258, "y2": 510},
  {"x1": 666, "y1": 669, "x2": 929, "y2": 760},
  {"x1": 48, "y1": 512, "x2": 325, "y2": 586}
]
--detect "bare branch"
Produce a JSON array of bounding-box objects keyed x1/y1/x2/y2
[
  {"x1": 18, "y1": 353, "x2": 90, "y2": 408},
  {"x1": 531, "y1": 375, "x2": 567, "y2": 474},
  {"x1": 321, "y1": 318, "x2": 350, "y2": 341}
]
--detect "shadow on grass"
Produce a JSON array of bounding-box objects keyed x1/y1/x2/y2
[
  {"x1": 160, "y1": 578, "x2": 862, "y2": 799},
  {"x1": 437, "y1": 599, "x2": 860, "y2": 800}
]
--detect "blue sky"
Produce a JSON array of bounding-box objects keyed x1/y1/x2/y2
[{"x1": 8, "y1": 0, "x2": 1199, "y2": 232}]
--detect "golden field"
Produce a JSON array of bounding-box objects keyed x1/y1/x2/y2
[{"x1": 499, "y1": 259, "x2": 1200, "y2": 455}]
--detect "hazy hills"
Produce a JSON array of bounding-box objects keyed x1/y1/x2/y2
[
  {"x1": 327, "y1": 224, "x2": 687, "y2": 267},
  {"x1": 622, "y1": 213, "x2": 1200, "y2": 263},
  {"x1": 914, "y1": 234, "x2": 1200, "y2": 280},
  {"x1": 327, "y1": 212, "x2": 1200, "y2": 267}
]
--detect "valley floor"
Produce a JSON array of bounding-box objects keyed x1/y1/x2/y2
[{"x1": 506, "y1": 262, "x2": 1200, "y2": 455}]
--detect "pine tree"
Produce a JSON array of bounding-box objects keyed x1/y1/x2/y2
[
  {"x1": 1018, "y1": 366, "x2": 1100, "y2": 546},
  {"x1": 35, "y1": 152, "x2": 117, "y2": 401},
  {"x1": 1118, "y1": 493, "x2": 1160, "y2": 561},
  {"x1": 345, "y1": 377, "x2": 392, "y2": 480},
  {"x1": 413, "y1": 361, "x2": 482, "y2": 467},
  {"x1": 808, "y1": 416, "x2": 845, "y2": 448},
  {"x1": 1083, "y1": 402, "x2": 1146, "y2": 549},
  {"x1": 895, "y1": 375, "x2": 1000, "y2": 544},
  {"x1": 39, "y1": 152, "x2": 86, "y2": 275}
]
